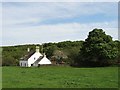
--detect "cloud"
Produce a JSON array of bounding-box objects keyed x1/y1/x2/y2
[
  {"x1": 2, "y1": 0, "x2": 120, "y2": 2},
  {"x1": 3, "y1": 21, "x2": 118, "y2": 46},
  {"x1": 0, "y1": 3, "x2": 2, "y2": 46},
  {"x1": 2, "y1": 2, "x2": 118, "y2": 46},
  {"x1": 3, "y1": 2, "x2": 117, "y2": 26}
]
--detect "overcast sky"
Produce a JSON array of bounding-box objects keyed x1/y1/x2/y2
[{"x1": 2, "y1": 2, "x2": 118, "y2": 46}]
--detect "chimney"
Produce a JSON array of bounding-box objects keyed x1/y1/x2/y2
[
  {"x1": 36, "y1": 46, "x2": 39, "y2": 52},
  {"x1": 27, "y1": 48, "x2": 30, "y2": 52},
  {"x1": 43, "y1": 53, "x2": 46, "y2": 57}
]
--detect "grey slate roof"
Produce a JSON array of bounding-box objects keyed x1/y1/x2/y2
[
  {"x1": 20, "y1": 51, "x2": 35, "y2": 61},
  {"x1": 33, "y1": 56, "x2": 44, "y2": 64}
]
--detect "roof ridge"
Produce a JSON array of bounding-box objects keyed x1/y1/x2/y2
[
  {"x1": 21, "y1": 50, "x2": 35, "y2": 61},
  {"x1": 33, "y1": 56, "x2": 44, "y2": 64}
]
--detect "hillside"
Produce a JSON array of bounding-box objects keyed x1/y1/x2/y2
[{"x1": 2, "y1": 41, "x2": 84, "y2": 66}]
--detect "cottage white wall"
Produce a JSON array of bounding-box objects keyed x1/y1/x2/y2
[
  {"x1": 33, "y1": 63, "x2": 38, "y2": 67},
  {"x1": 27, "y1": 52, "x2": 42, "y2": 67},
  {"x1": 19, "y1": 61, "x2": 28, "y2": 67}
]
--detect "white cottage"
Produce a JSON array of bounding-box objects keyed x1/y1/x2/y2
[{"x1": 19, "y1": 46, "x2": 51, "y2": 67}]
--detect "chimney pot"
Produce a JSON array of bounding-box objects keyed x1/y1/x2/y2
[
  {"x1": 43, "y1": 53, "x2": 46, "y2": 57},
  {"x1": 27, "y1": 48, "x2": 30, "y2": 52},
  {"x1": 36, "y1": 46, "x2": 39, "y2": 52}
]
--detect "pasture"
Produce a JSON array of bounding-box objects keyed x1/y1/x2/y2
[{"x1": 2, "y1": 66, "x2": 118, "y2": 88}]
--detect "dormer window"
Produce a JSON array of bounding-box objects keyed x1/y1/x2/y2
[{"x1": 34, "y1": 57, "x2": 36, "y2": 60}]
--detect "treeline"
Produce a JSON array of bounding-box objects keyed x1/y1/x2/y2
[
  {"x1": 1, "y1": 29, "x2": 120, "y2": 67},
  {"x1": 2, "y1": 41, "x2": 83, "y2": 66}
]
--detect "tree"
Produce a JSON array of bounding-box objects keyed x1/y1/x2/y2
[
  {"x1": 78, "y1": 28, "x2": 118, "y2": 67},
  {"x1": 114, "y1": 40, "x2": 120, "y2": 65},
  {"x1": 2, "y1": 55, "x2": 17, "y2": 66},
  {"x1": 52, "y1": 50, "x2": 68, "y2": 64},
  {"x1": 43, "y1": 45, "x2": 58, "y2": 58}
]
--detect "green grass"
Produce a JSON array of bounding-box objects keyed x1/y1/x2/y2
[{"x1": 2, "y1": 66, "x2": 118, "y2": 88}]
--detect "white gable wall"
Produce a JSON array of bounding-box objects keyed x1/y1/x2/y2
[
  {"x1": 38, "y1": 56, "x2": 51, "y2": 65},
  {"x1": 27, "y1": 52, "x2": 42, "y2": 67}
]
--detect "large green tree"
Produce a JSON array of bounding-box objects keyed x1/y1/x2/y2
[{"x1": 79, "y1": 29, "x2": 118, "y2": 67}]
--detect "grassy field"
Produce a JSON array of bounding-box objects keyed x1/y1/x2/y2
[{"x1": 2, "y1": 66, "x2": 118, "y2": 88}]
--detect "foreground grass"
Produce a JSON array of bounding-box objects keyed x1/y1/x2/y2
[{"x1": 2, "y1": 66, "x2": 118, "y2": 88}]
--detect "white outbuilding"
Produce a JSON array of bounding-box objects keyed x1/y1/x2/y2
[
  {"x1": 19, "y1": 46, "x2": 51, "y2": 67},
  {"x1": 38, "y1": 53, "x2": 51, "y2": 65}
]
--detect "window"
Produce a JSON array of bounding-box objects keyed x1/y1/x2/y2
[
  {"x1": 25, "y1": 63, "x2": 26, "y2": 67},
  {"x1": 34, "y1": 57, "x2": 36, "y2": 60},
  {"x1": 21, "y1": 63, "x2": 22, "y2": 66},
  {"x1": 26, "y1": 63, "x2": 28, "y2": 67}
]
